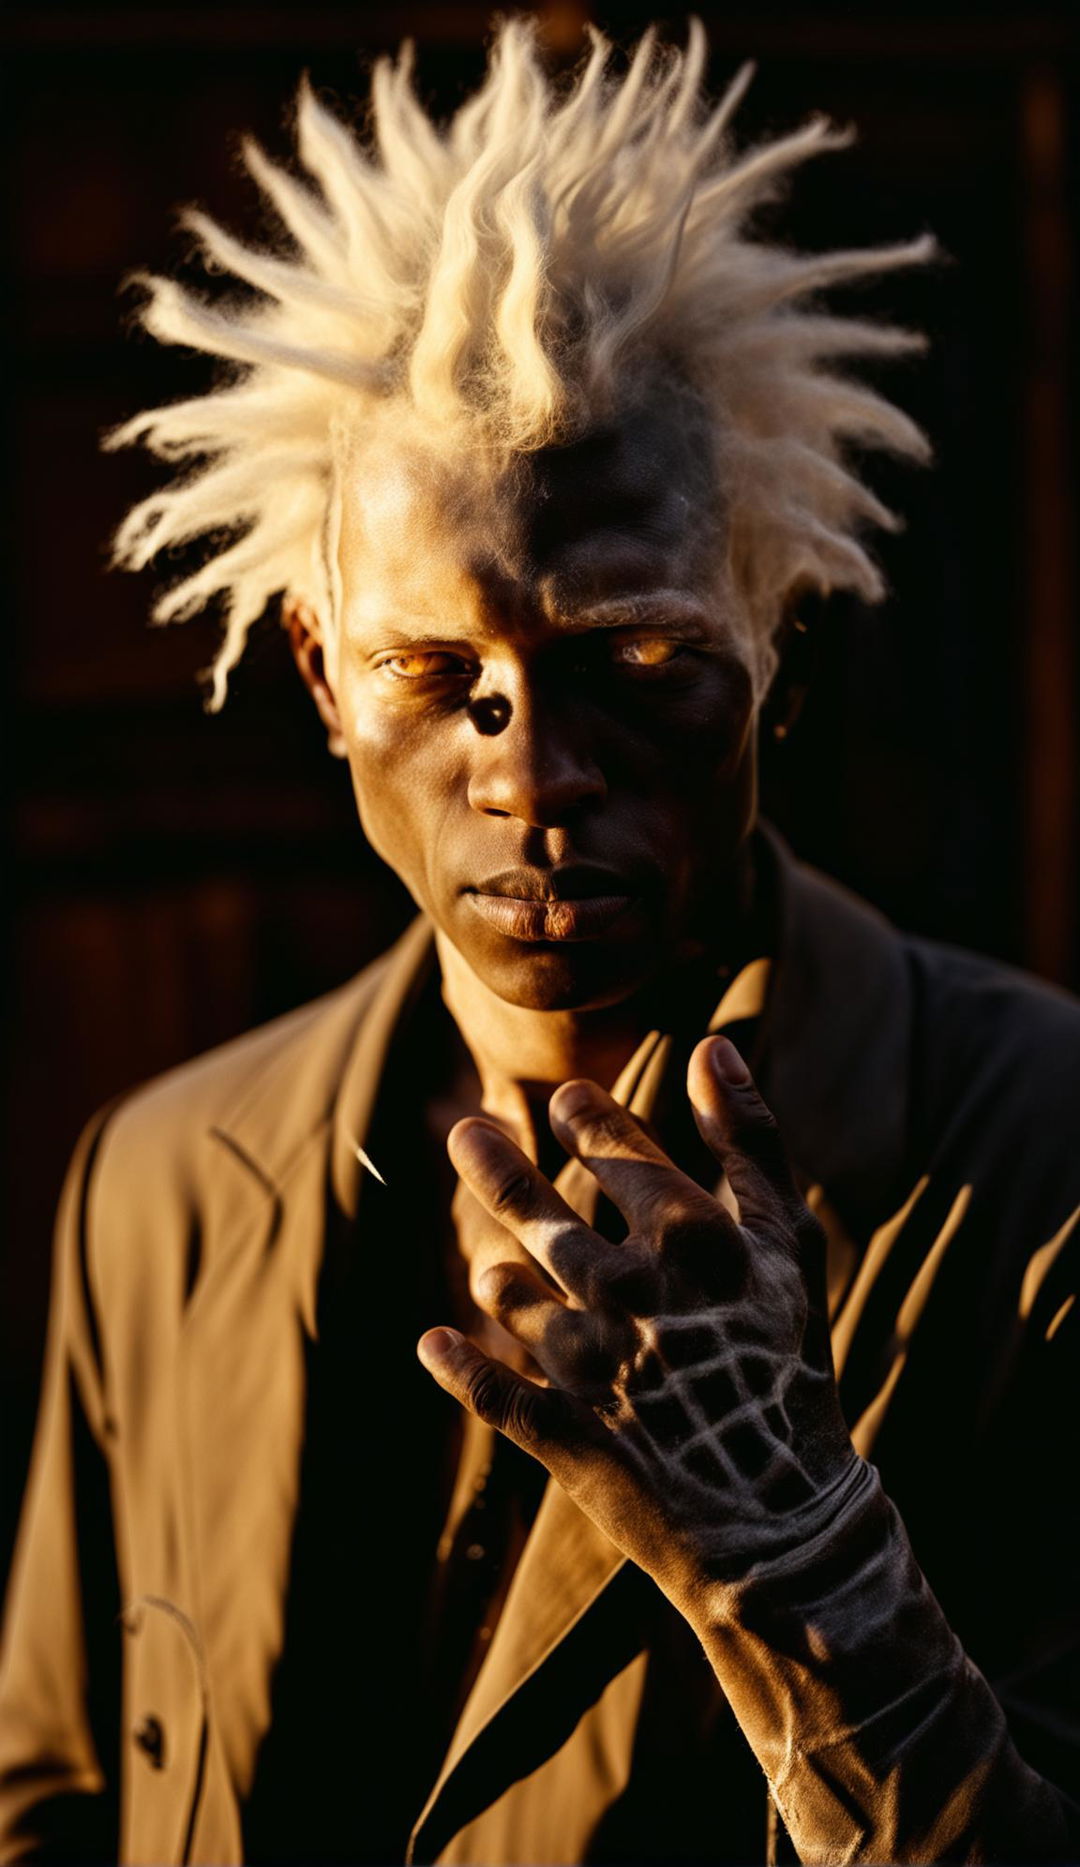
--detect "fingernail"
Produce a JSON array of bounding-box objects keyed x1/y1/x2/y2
[
  {"x1": 418, "y1": 1327, "x2": 463, "y2": 1364},
  {"x1": 710, "y1": 1036, "x2": 751, "y2": 1085}
]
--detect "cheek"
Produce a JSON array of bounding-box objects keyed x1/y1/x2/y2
[
  {"x1": 340, "y1": 686, "x2": 461, "y2": 885},
  {"x1": 642, "y1": 676, "x2": 758, "y2": 866},
  {"x1": 627, "y1": 665, "x2": 757, "y2": 795}
]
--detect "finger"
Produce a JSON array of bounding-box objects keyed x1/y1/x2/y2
[
  {"x1": 687, "y1": 1036, "x2": 805, "y2": 1230},
  {"x1": 452, "y1": 1176, "x2": 562, "y2": 1308},
  {"x1": 468, "y1": 1303, "x2": 551, "y2": 1385},
  {"x1": 475, "y1": 1260, "x2": 637, "y2": 1392},
  {"x1": 472, "y1": 1259, "x2": 573, "y2": 1358},
  {"x1": 546, "y1": 1079, "x2": 741, "y2": 1251},
  {"x1": 416, "y1": 1326, "x2": 598, "y2": 1465},
  {"x1": 448, "y1": 1116, "x2": 635, "y2": 1305}
]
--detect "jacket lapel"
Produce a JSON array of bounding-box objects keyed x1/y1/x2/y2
[
  {"x1": 330, "y1": 909, "x2": 444, "y2": 1222},
  {"x1": 752, "y1": 820, "x2": 912, "y2": 1236},
  {"x1": 409, "y1": 1481, "x2": 633, "y2": 1845},
  {"x1": 177, "y1": 914, "x2": 445, "y2": 1815}
]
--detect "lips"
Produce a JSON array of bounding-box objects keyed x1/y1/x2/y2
[{"x1": 463, "y1": 864, "x2": 640, "y2": 943}]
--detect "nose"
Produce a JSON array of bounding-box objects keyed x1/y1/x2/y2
[{"x1": 466, "y1": 685, "x2": 607, "y2": 826}]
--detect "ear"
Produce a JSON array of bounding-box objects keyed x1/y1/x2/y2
[
  {"x1": 283, "y1": 597, "x2": 347, "y2": 758},
  {"x1": 761, "y1": 592, "x2": 819, "y2": 743}
]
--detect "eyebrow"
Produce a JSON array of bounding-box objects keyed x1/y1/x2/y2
[
  {"x1": 547, "y1": 591, "x2": 713, "y2": 631},
  {"x1": 350, "y1": 590, "x2": 713, "y2": 642}
]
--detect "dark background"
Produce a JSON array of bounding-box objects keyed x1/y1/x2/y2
[{"x1": 3, "y1": 1, "x2": 1078, "y2": 1594}]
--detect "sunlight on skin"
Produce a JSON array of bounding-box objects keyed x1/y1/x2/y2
[{"x1": 310, "y1": 389, "x2": 761, "y2": 1170}]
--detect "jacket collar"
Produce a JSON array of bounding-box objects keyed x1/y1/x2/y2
[
  {"x1": 752, "y1": 818, "x2": 913, "y2": 1237},
  {"x1": 329, "y1": 909, "x2": 442, "y2": 1223}
]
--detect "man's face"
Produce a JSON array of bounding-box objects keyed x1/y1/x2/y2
[{"x1": 330, "y1": 390, "x2": 759, "y2": 1013}]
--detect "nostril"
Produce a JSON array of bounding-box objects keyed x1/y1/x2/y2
[{"x1": 469, "y1": 694, "x2": 512, "y2": 734}]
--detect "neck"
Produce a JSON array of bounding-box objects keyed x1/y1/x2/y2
[{"x1": 434, "y1": 836, "x2": 769, "y2": 1165}]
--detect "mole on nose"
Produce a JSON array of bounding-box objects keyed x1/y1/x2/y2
[{"x1": 469, "y1": 694, "x2": 512, "y2": 734}]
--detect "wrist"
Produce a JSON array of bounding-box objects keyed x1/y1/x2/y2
[
  {"x1": 665, "y1": 1445, "x2": 875, "y2": 1615},
  {"x1": 677, "y1": 1458, "x2": 965, "y2": 1775}
]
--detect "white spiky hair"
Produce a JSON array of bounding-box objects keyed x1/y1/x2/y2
[{"x1": 105, "y1": 15, "x2": 935, "y2": 711}]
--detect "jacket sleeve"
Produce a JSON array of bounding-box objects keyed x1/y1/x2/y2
[
  {"x1": 0, "y1": 1106, "x2": 123, "y2": 1865},
  {"x1": 684, "y1": 1447, "x2": 1080, "y2": 1865}
]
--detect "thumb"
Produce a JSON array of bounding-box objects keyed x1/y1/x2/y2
[
  {"x1": 417, "y1": 1327, "x2": 573, "y2": 1463},
  {"x1": 687, "y1": 1035, "x2": 802, "y2": 1230}
]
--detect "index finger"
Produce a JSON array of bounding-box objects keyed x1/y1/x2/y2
[
  {"x1": 547, "y1": 1078, "x2": 741, "y2": 1246},
  {"x1": 448, "y1": 1116, "x2": 640, "y2": 1306}
]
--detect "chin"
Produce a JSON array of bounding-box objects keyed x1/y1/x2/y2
[{"x1": 459, "y1": 930, "x2": 664, "y2": 1014}]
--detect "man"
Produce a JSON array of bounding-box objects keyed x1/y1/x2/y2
[{"x1": 0, "y1": 18, "x2": 1077, "y2": 1866}]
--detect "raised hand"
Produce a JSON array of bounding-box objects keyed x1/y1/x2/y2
[{"x1": 418, "y1": 1035, "x2": 865, "y2": 1601}]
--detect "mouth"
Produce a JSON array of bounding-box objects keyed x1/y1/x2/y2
[{"x1": 463, "y1": 865, "x2": 640, "y2": 944}]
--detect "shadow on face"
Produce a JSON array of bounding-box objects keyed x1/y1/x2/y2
[{"x1": 292, "y1": 382, "x2": 762, "y2": 1014}]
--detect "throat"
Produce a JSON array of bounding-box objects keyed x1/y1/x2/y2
[
  {"x1": 433, "y1": 930, "x2": 658, "y2": 1158},
  {"x1": 433, "y1": 937, "x2": 764, "y2": 1175}
]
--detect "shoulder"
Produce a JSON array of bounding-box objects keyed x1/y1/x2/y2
[
  {"x1": 56, "y1": 920, "x2": 434, "y2": 1354},
  {"x1": 901, "y1": 930, "x2": 1080, "y2": 1124},
  {"x1": 890, "y1": 932, "x2": 1080, "y2": 1301},
  {"x1": 765, "y1": 824, "x2": 1080, "y2": 1251},
  {"x1": 775, "y1": 817, "x2": 1080, "y2": 1119},
  {"x1": 72, "y1": 923, "x2": 414, "y2": 1221}
]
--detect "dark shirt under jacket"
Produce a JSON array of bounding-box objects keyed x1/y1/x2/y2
[{"x1": 241, "y1": 896, "x2": 772, "y2": 1866}]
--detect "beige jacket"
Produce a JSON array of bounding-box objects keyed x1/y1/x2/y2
[{"x1": 1, "y1": 822, "x2": 1078, "y2": 1864}]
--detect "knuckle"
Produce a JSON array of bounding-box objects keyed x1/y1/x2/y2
[
  {"x1": 560, "y1": 1315, "x2": 617, "y2": 1384},
  {"x1": 761, "y1": 1194, "x2": 822, "y2": 1263},
  {"x1": 534, "y1": 1304, "x2": 602, "y2": 1379},
  {"x1": 463, "y1": 1357, "x2": 508, "y2": 1425},
  {"x1": 724, "y1": 1092, "x2": 779, "y2": 1142},
  {"x1": 503, "y1": 1382, "x2": 545, "y2": 1446},
  {"x1": 546, "y1": 1221, "x2": 588, "y2": 1285},
  {"x1": 659, "y1": 1202, "x2": 745, "y2": 1296},
  {"x1": 763, "y1": 1187, "x2": 810, "y2": 1239},
  {"x1": 659, "y1": 1219, "x2": 716, "y2": 1278},
  {"x1": 739, "y1": 1105, "x2": 783, "y2": 1158},
  {"x1": 580, "y1": 1106, "x2": 631, "y2": 1153},
  {"x1": 488, "y1": 1164, "x2": 536, "y2": 1220},
  {"x1": 602, "y1": 1256, "x2": 662, "y2": 1315},
  {"x1": 659, "y1": 1201, "x2": 724, "y2": 1260},
  {"x1": 472, "y1": 1260, "x2": 516, "y2": 1311}
]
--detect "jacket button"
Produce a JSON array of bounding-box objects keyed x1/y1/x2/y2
[{"x1": 133, "y1": 1714, "x2": 166, "y2": 1770}]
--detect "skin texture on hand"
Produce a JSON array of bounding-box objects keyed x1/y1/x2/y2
[
  {"x1": 418, "y1": 1032, "x2": 863, "y2": 1600},
  {"x1": 418, "y1": 1038, "x2": 1076, "y2": 1864}
]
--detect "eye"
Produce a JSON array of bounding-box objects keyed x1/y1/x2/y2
[
  {"x1": 379, "y1": 651, "x2": 472, "y2": 682},
  {"x1": 611, "y1": 636, "x2": 686, "y2": 669}
]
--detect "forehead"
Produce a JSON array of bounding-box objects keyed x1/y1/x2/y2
[{"x1": 336, "y1": 389, "x2": 721, "y2": 628}]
